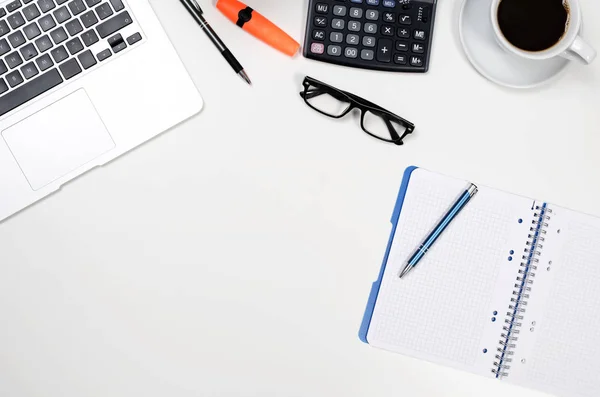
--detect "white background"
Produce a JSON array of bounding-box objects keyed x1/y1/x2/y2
[{"x1": 1, "y1": 0, "x2": 599, "y2": 396}]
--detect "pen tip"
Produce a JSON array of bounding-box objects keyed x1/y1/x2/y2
[
  {"x1": 399, "y1": 266, "x2": 412, "y2": 279},
  {"x1": 239, "y1": 70, "x2": 252, "y2": 85}
]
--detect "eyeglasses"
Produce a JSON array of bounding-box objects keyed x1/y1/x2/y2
[{"x1": 299, "y1": 76, "x2": 415, "y2": 145}]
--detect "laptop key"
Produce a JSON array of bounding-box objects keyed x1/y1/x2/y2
[
  {"x1": 67, "y1": 0, "x2": 85, "y2": 15},
  {"x1": 37, "y1": 0, "x2": 56, "y2": 13},
  {"x1": 6, "y1": 0, "x2": 22, "y2": 13},
  {"x1": 0, "y1": 38, "x2": 10, "y2": 56},
  {"x1": 7, "y1": 11, "x2": 25, "y2": 28},
  {"x1": 80, "y1": 10, "x2": 97, "y2": 28},
  {"x1": 53, "y1": 5, "x2": 70, "y2": 22},
  {"x1": 109, "y1": 0, "x2": 123, "y2": 11},
  {"x1": 56, "y1": 0, "x2": 68, "y2": 4},
  {"x1": 84, "y1": 0, "x2": 99, "y2": 6},
  {"x1": 0, "y1": 78, "x2": 7, "y2": 94},
  {"x1": 65, "y1": 18, "x2": 82, "y2": 35},
  {"x1": 0, "y1": 7, "x2": 6, "y2": 18},
  {"x1": 95, "y1": 2, "x2": 111, "y2": 19},
  {"x1": 5, "y1": 51, "x2": 23, "y2": 68},
  {"x1": 0, "y1": 68, "x2": 63, "y2": 116},
  {"x1": 0, "y1": 20, "x2": 9, "y2": 38},
  {"x1": 35, "y1": 52, "x2": 53, "y2": 70},
  {"x1": 39, "y1": 14, "x2": 55, "y2": 31},
  {"x1": 6, "y1": 70, "x2": 23, "y2": 87},
  {"x1": 20, "y1": 61, "x2": 38, "y2": 78},
  {"x1": 65, "y1": 36, "x2": 82, "y2": 54},
  {"x1": 22, "y1": 3, "x2": 40, "y2": 20},
  {"x1": 50, "y1": 44, "x2": 67, "y2": 62},
  {"x1": 96, "y1": 47, "x2": 110, "y2": 61},
  {"x1": 58, "y1": 57, "x2": 80, "y2": 79},
  {"x1": 126, "y1": 32, "x2": 141, "y2": 45},
  {"x1": 8, "y1": 30, "x2": 26, "y2": 48},
  {"x1": 107, "y1": 32, "x2": 125, "y2": 52},
  {"x1": 96, "y1": 11, "x2": 131, "y2": 38},
  {"x1": 80, "y1": 29, "x2": 97, "y2": 46},
  {"x1": 23, "y1": 22, "x2": 41, "y2": 39},
  {"x1": 77, "y1": 49, "x2": 95, "y2": 68},
  {"x1": 20, "y1": 42, "x2": 37, "y2": 60},
  {"x1": 50, "y1": 26, "x2": 67, "y2": 43},
  {"x1": 0, "y1": 59, "x2": 7, "y2": 74},
  {"x1": 34, "y1": 34, "x2": 53, "y2": 52}
]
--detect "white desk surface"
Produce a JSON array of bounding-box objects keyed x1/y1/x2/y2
[{"x1": 1, "y1": 0, "x2": 599, "y2": 396}]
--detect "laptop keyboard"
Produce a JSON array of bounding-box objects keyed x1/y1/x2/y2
[{"x1": 0, "y1": 0, "x2": 143, "y2": 117}]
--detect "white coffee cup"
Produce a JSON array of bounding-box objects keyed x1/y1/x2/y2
[{"x1": 490, "y1": 0, "x2": 596, "y2": 64}]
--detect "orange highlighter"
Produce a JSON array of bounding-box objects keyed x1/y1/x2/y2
[{"x1": 216, "y1": 0, "x2": 300, "y2": 57}]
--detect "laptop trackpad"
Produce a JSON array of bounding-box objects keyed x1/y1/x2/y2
[{"x1": 2, "y1": 89, "x2": 115, "y2": 190}]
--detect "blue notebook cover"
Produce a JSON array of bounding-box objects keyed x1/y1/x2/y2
[{"x1": 358, "y1": 165, "x2": 418, "y2": 343}]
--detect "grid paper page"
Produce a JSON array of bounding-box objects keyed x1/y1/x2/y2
[
  {"x1": 519, "y1": 207, "x2": 600, "y2": 397},
  {"x1": 367, "y1": 169, "x2": 533, "y2": 375}
]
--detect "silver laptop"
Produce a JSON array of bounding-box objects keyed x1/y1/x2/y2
[{"x1": 0, "y1": 0, "x2": 203, "y2": 222}]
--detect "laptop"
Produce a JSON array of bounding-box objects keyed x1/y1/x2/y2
[{"x1": 0, "y1": 0, "x2": 203, "y2": 222}]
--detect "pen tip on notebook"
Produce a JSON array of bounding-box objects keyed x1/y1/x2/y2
[{"x1": 399, "y1": 265, "x2": 412, "y2": 279}]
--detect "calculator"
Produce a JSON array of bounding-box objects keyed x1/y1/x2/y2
[{"x1": 303, "y1": 0, "x2": 437, "y2": 73}]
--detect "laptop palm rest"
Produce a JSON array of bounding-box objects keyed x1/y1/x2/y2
[{"x1": 2, "y1": 89, "x2": 115, "y2": 191}]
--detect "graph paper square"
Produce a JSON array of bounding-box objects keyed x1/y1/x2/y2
[{"x1": 367, "y1": 169, "x2": 532, "y2": 373}]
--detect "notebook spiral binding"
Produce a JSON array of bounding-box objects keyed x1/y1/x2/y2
[{"x1": 491, "y1": 203, "x2": 552, "y2": 378}]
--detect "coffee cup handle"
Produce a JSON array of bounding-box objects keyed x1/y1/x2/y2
[{"x1": 563, "y1": 36, "x2": 597, "y2": 64}]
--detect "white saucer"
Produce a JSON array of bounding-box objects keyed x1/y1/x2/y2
[{"x1": 459, "y1": 0, "x2": 571, "y2": 89}]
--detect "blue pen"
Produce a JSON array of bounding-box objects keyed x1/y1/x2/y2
[{"x1": 399, "y1": 183, "x2": 479, "y2": 279}]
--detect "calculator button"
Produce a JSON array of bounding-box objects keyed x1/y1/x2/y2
[
  {"x1": 410, "y1": 55, "x2": 423, "y2": 66},
  {"x1": 333, "y1": 5, "x2": 347, "y2": 16},
  {"x1": 364, "y1": 23, "x2": 377, "y2": 34},
  {"x1": 331, "y1": 18, "x2": 345, "y2": 30},
  {"x1": 366, "y1": 0, "x2": 379, "y2": 5},
  {"x1": 365, "y1": 9, "x2": 379, "y2": 20},
  {"x1": 394, "y1": 54, "x2": 407, "y2": 64},
  {"x1": 412, "y1": 43, "x2": 425, "y2": 53},
  {"x1": 315, "y1": 3, "x2": 328, "y2": 14},
  {"x1": 383, "y1": 12, "x2": 394, "y2": 22},
  {"x1": 396, "y1": 41, "x2": 408, "y2": 51},
  {"x1": 349, "y1": 7, "x2": 363, "y2": 18},
  {"x1": 310, "y1": 42, "x2": 325, "y2": 54},
  {"x1": 414, "y1": 29, "x2": 426, "y2": 40},
  {"x1": 314, "y1": 16, "x2": 327, "y2": 27},
  {"x1": 399, "y1": 14, "x2": 412, "y2": 25},
  {"x1": 327, "y1": 45, "x2": 342, "y2": 57},
  {"x1": 377, "y1": 39, "x2": 392, "y2": 62},
  {"x1": 330, "y1": 32, "x2": 343, "y2": 43},
  {"x1": 313, "y1": 30, "x2": 325, "y2": 41},
  {"x1": 344, "y1": 47, "x2": 358, "y2": 58},
  {"x1": 381, "y1": 25, "x2": 394, "y2": 36},
  {"x1": 362, "y1": 36, "x2": 376, "y2": 47},
  {"x1": 348, "y1": 21, "x2": 361, "y2": 32},
  {"x1": 397, "y1": 27, "x2": 410, "y2": 38},
  {"x1": 350, "y1": 0, "x2": 364, "y2": 3},
  {"x1": 346, "y1": 34, "x2": 359, "y2": 45},
  {"x1": 361, "y1": 49, "x2": 374, "y2": 60},
  {"x1": 383, "y1": 0, "x2": 395, "y2": 7}
]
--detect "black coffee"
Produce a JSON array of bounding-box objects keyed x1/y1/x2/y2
[{"x1": 498, "y1": 0, "x2": 569, "y2": 52}]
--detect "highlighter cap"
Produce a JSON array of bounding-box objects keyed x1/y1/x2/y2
[{"x1": 217, "y1": 0, "x2": 300, "y2": 57}]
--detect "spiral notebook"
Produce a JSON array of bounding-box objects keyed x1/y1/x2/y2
[{"x1": 359, "y1": 167, "x2": 600, "y2": 397}]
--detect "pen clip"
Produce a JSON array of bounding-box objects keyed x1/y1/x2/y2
[{"x1": 190, "y1": 0, "x2": 203, "y2": 14}]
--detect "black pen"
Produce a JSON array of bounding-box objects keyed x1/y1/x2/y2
[{"x1": 179, "y1": 0, "x2": 252, "y2": 85}]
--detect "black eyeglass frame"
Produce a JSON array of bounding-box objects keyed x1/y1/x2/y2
[{"x1": 299, "y1": 76, "x2": 415, "y2": 145}]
